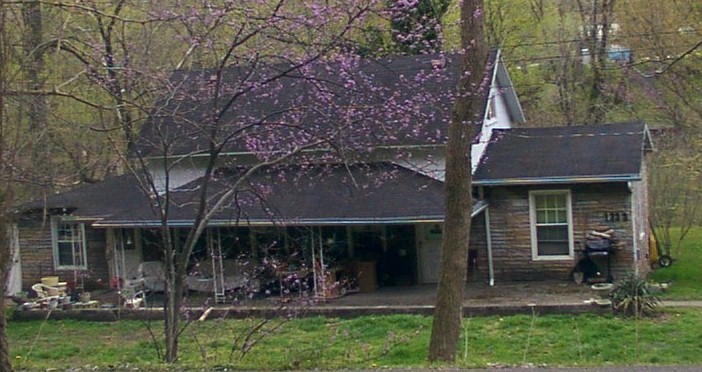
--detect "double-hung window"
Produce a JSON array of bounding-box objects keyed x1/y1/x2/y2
[
  {"x1": 529, "y1": 190, "x2": 574, "y2": 260},
  {"x1": 52, "y1": 218, "x2": 87, "y2": 269}
]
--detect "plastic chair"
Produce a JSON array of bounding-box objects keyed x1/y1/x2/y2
[
  {"x1": 31, "y1": 283, "x2": 65, "y2": 299},
  {"x1": 138, "y1": 261, "x2": 166, "y2": 292}
]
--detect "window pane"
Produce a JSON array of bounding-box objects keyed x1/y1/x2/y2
[
  {"x1": 74, "y1": 242, "x2": 84, "y2": 266},
  {"x1": 54, "y1": 221, "x2": 85, "y2": 268},
  {"x1": 554, "y1": 210, "x2": 564, "y2": 223},
  {"x1": 537, "y1": 225, "x2": 569, "y2": 256},
  {"x1": 58, "y1": 242, "x2": 75, "y2": 266},
  {"x1": 536, "y1": 210, "x2": 547, "y2": 223},
  {"x1": 536, "y1": 195, "x2": 547, "y2": 209},
  {"x1": 554, "y1": 195, "x2": 565, "y2": 208}
]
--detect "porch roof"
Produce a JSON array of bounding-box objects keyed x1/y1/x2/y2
[
  {"x1": 19, "y1": 173, "x2": 150, "y2": 219},
  {"x1": 473, "y1": 121, "x2": 653, "y2": 186},
  {"x1": 91, "y1": 163, "x2": 464, "y2": 228}
]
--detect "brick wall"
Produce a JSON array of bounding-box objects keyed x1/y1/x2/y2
[
  {"x1": 18, "y1": 216, "x2": 110, "y2": 290},
  {"x1": 484, "y1": 183, "x2": 639, "y2": 282},
  {"x1": 18, "y1": 218, "x2": 54, "y2": 289}
]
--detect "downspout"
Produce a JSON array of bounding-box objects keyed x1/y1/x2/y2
[
  {"x1": 485, "y1": 207, "x2": 495, "y2": 286},
  {"x1": 478, "y1": 186, "x2": 495, "y2": 286},
  {"x1": 629, "y1": 182, "x2": 639, "y2": 276}
]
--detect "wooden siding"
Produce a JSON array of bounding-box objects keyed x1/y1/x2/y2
[
  {"x1": 18, "y1": 217, "x2": 110, "y2": 290},
  {"x1": 484, "y1": 183, "x2": 641, "y2": 282}
]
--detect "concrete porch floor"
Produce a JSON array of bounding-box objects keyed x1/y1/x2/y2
[{"x1": 134, "y1": 280, "x2": 607, "y2": 316}]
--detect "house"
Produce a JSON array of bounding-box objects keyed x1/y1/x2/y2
[
  {"x1": 9, "y1": 50, "x2": 653, "y2": 297},
  {"x1": 473, "y1": 122, "x2": 654, "y2": 282}
]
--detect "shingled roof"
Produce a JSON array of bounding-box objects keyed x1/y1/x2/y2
[
  {"x1": 93, "y1": 163, "x2": 451, "y2": 227},
  {"x1": 134, "y1": 51, "x2": 519, "y2": 158},
  {"x1": 473, "y1": 121, "x2": 653, "y2": 185},
  {"x1": 20, "y1": 173, "x2": 149, "y2": 219}
]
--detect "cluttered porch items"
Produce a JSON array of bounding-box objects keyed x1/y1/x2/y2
[{"x1": 13, "y1": 275, "x2": 102, "y2": 310}]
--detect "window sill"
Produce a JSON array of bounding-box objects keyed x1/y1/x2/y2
[
  {"x1": 532, "y1": 255, "x2": 573, "y2": 261},
  {"x1": 55, "y1": 266, "x2": 87, "y2": 271}
]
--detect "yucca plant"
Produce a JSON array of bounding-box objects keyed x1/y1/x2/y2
[{"x1": 609, "y1": 274, "x2": 661, "y2": 317}]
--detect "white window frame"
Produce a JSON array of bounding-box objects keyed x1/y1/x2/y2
[
  {"x1": 51, "y1": 217, "x2": 88, "y2": 270},
  {"x1": 529, "y1": 190, "x2": 574, "y2": 261},
  {"x1": 486, "y1": 96, "x2": 497, "y2": 121}
]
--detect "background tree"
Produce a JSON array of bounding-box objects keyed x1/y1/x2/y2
[
  {"x1": 615, "y1": 0, "x2": 702, "y2": 242},
  {"x1": 390, "y1": 0, "x2": 450, "y2": 54}
]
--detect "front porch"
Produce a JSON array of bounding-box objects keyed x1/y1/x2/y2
[
  {"x1": 13, "y1": 281, "x2": 609, "y2": 321},
  {"x1": 106, "y1": 222, "x2": 484, "y2": 299}
]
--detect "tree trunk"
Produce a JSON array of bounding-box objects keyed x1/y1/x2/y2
[
  {"x1": 162, "y1": 228, "x2": 182, "y2": 363},
  {"x1": 22, "y1": 0, "x2": 51, "y2": 189},
  {"x1": 0, "y1": 224, "x2": 13, "y2": 372},
  {"x1": 164, "y1": 278, "x2": 182, "y2": 363},
  {"x1": 428, "y1": 0, "x2": 486, "y2": 362},
  {"x1": 0, "y1": 2, "x2": 14, "y2": 369}
]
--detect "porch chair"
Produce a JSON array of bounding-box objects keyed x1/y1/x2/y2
[
  {"x1": 138, "y1": 261, "x2": 166, "y2": 292},
  {"x1": 31, "y1": 283, "x2": 65, "y2": 300}
]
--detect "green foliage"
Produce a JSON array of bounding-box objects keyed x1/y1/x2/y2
[
  {"x1": 651, "y1": 227, "x2": 702, "y2": 299},
  {"x1": 609, "y1": 274, "x2": 661, "y2": 317}
]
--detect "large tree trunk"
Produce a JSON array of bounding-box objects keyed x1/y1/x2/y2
[
  {"x1": 0, "y1": 224, "x2": 13, "y2": 372},
  {"x1": 428, "y1": 0, "x2": 486, "y2": 362},
  {"x1": 0, "y1": 2, "x2": 14, "y2": 369},
  {"x1": 22, "y1": 0, "x2": 51, "y2": 189}
]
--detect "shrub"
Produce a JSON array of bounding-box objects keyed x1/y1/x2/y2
[{"x1": 609, "y1": 274, "x2": 660, "y2": 317}]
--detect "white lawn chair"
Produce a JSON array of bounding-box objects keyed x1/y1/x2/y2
[{"x1": 138, "y1": 261, "x2": 166, "y2": 292}]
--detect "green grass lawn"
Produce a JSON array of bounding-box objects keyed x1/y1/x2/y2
[
  {"x1": 650, "y1": 227, "x2": 702, "y2": 299},
  {"x1": 8, "y1": 309, "x2": 702, "y2": 370}
]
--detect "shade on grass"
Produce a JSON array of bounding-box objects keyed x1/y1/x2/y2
[{"x1": 7, "y1": 310, "x2": 702, "y2": 370}]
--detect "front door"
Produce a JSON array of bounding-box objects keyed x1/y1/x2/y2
[{"x1": 418, "y1": 224, "x2": 442, "y2": 283}]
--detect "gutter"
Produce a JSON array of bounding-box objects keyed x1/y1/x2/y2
[
  {"x1": 92, "y1": 216, "x2": 447, "y2": 228},
  {"x1": 92, "y1": 201, "x2": 490, "y2": 228},
  {"x1": 473, "y1": 174, "x2": 641, "y2": 186}
]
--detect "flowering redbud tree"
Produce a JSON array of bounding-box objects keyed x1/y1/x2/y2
[
  {"x1": 6, "y1": 0, "x2": 483, "y2": 364},
  {"x1": 48, "y1": 0, "x2": 466, "y2": 363}
]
